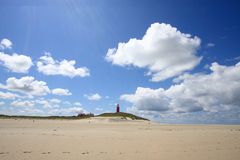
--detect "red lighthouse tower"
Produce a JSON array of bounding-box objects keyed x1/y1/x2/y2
[{"x1": 116, "y1": 104, "x2": 120, "y2": 113}]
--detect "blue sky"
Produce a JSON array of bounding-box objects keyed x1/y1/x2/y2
[{"x1": 0, "y1": 0, "x2": 240, "y2": 124}]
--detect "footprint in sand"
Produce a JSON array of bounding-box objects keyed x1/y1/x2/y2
[
  {"x1": 62, "y1": 152, "x2": 70, "y2": 154},
  {"x1": 23, "y1": 151, "x2": 32, "y2": 154}
]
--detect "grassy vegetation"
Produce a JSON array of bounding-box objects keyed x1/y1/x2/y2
[
  {"x1": 0, "y1": 112, "x2": 149, "y2": 121},
  {"x1": 0, "y1": 114, "x2": 94, "y2": 120},
  {"x1": 97, "y1": 112, "x2": 149, "y2": 121}
]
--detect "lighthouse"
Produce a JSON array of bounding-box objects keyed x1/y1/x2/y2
[{"x1": 116, "y1": 104, "x2": 120, "y2": 113}]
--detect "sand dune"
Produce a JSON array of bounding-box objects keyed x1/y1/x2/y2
[{"x1": 0, "y1": 118, "x2": 240, "y2": 160}]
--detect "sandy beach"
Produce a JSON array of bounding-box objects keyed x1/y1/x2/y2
[{"x1": 0, "y1": 118, "x2": 240, "y2": 160}]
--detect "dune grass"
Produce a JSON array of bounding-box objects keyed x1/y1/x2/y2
[
  {"x1": 0, "y1": 112, "x2": 149, "y2": 121},
  {"x1": 97, "y1": 112, "x2": 149, "y2": 121},
  {"x1": 0, "y1": 114, "x2": 93, "y2": 120}
]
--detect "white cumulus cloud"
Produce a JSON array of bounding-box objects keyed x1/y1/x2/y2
[
  {"x1": 37, "y1": 53, "x2": 90, "y2": 78},
  {"x1": 0, "y1": 52, "x2": 33, "y2": 73},
  {"x1": 74, "y1": 102, "x2": 82, "y2": 106},
  {"x1": 0, "y1": 76, "x2": 50, "y2": 96},
  {"x1": 105, "y1": 23, "x2": 201, "y2": 81},
  {"x1": 121, "y1": 87, "x2": 170, "y2": 112},
  {"x1": 35, "y1": 98, "x2": 61, "y2": 108},
  {"x1": 50, "y1": 98, "x2": 61, "y2": 104},
  {"x1": 52, "y1": 88, "x2": 72, "y2": 96},
  {"x1": 11, "y1": 100, "x2": 35, "y2": 107},
  {"x1": 0, "y1": 38, "x2": 12, "y2": 49},
  {"x1": 0, "y1": 91, "x2": 19, "y2": 99},
  {"x1": 35, "y1": 99, "x2": 51, "y2": 108},
  {"x1": 121, "y1": 61, "x2": 240, "y2": 122},
  {"x1": 84, "y1": 93, "x2": 102, "y2": 101}
]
